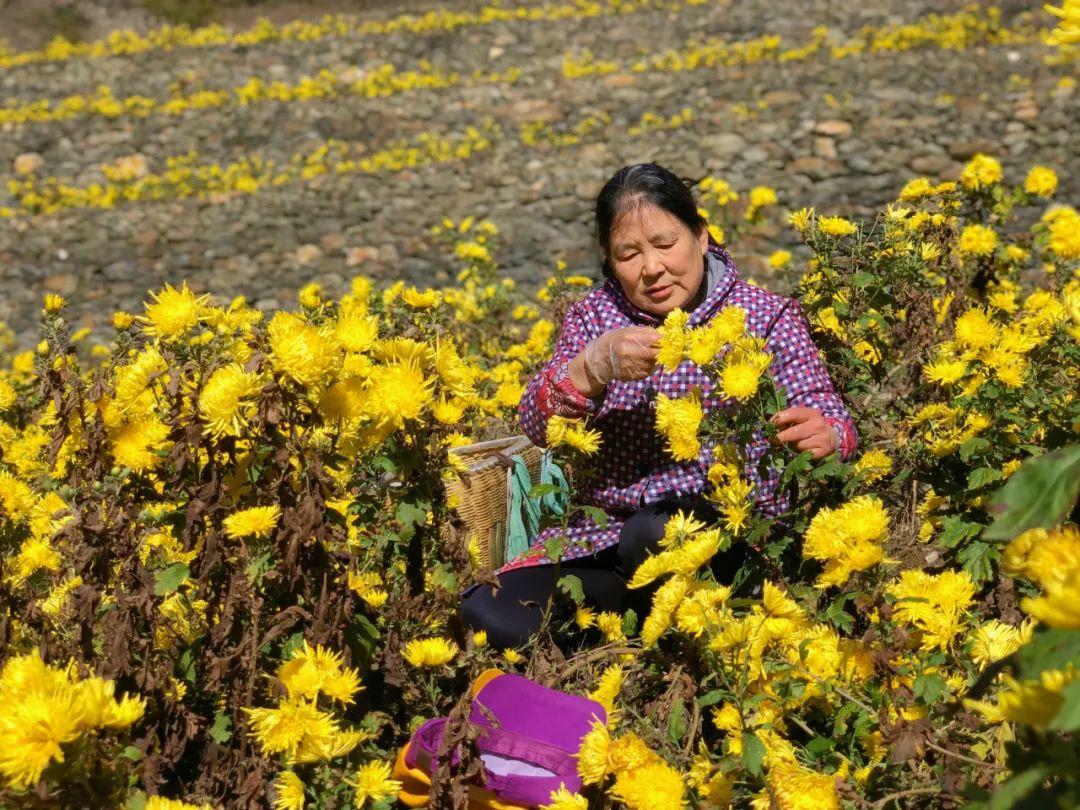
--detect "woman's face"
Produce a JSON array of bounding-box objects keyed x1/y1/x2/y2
[{"x1": 606, "y1": 200, "x2": 709, "y2": 316}]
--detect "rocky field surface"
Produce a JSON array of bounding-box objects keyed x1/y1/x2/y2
[{"x1": 0, "y1": 0, "x2": 1077, "y2": 344}]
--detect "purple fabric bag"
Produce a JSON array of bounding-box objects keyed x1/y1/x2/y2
[{"x1": 405, "y1": 672, "x2": 607, "y2": 807}]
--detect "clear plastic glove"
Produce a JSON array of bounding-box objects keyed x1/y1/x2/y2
[{"x1": 582, "y1": 326, "x2": 661, "y2": 386}]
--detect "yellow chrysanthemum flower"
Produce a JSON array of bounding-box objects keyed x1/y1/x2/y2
[
  {"x1": 969, "y1": 619, "x2": 1033, "y2": 668},
  {"x1": 589, "y1": 664, "x2": 624, "y2": 721},
  {"x1": 789, "y1": 207, "x2": 814, "y2": 232},
  {"x1": 1024, "y1": 165, "x2": 1058, "y2": 197},
  {"x1": 351, "y1": 760, "x2": 402, "y2": 807},
  {"x1": 965, "y1": 667, "x2": 1078, "y2": 728},
  {"x1": 959, "y1": 153, "x2": 1003, "y2": 191},
  {"x1": 886, "y1": 569, "x2": 977, "y2": 651},
  {"x1": 764, "y1": 761, "x2": 840, "y2": 810},
  {"x1": 0, "y1": 651, "x2": 144, "y2": 790},
  {"x1": 145, "y1": 799, "x2": 214, "y2": 810},
  {"x1": 110, "y1": 416, "x2": 171, "y2": 473},
  {"x1": 720, "y1": 360, "x2": 763, "y2": 401},
  {"x1": 768, "y1": 249, "x2": 792, "y2": 269},
  {"x1": 363, "y1": 361, "x2": 437, "y2": 434},
  {"x1": 401, "y1": 286, "x2": 443, "y2": 309},
  {"x1": 654, "y1": 390, "x2": 703, "y2": 461},
  {"x1": 898, "y1": 177, "x2": 935, "y2": 202},
  {"x1": 657, "y1": 308, "x2": 691, "y2": 372},
  {"x1": 611, "y1": 760, "x2": 686, "y2": 809},
  {"x1": 803, "y1": 495, "x2": 891, "y2": 589},
  {"x1": 401, "y1": 637, "x2": 458, "y2": 668},
  {"x1": 273, "y1": 770, "x2": 306, "y2": 810},
  {"x1": 576, "y1": 719, "x2": 611, "y2": 785},
  {"x1": 958, "y1": 224, "x2": 997, "y2": 257},
  {"x1": 953, "y1": 308, "x2": 998, "y2": 350},
  {"x1": 817, "y1": 216, "x2": 858, "y2": 238},
  {"x1": 277, "y1": 642, "x2": 363, "y2": 705},
  {"x1": 546, "y1": 415, "x2": 602, "y2": 455},
  {"x1": 542, "y1": 785, "x2": 588, "y2": 810},
  {"x1": 267, "y1": 311, "x2": 340, "y2": 389},
  {"x1": 140, "y1": 282, "x2": 208, "y2": 340},
  {"x1": 1045, "y1": 206, "x2": 1080, "y2": 261},
  {"x1": 199, "y1": 363, "x2": 263, "y2": 438},
  {"x1": 853, "y1": 448, "x2": 893, "y2": 484},
  {"x1": 223, "y1": 505, "x2": 281, "y2": 540}
]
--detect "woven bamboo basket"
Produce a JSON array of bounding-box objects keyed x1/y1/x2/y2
[{"x1": 444, "y1": 435, "x2": 543, "y2": 570}]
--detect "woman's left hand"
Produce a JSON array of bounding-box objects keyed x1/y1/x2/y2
[{"x1": 769, "y1": 407, "x2": 838, "y2": 460}]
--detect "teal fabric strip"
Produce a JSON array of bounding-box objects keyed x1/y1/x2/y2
[
  {"x1": 504, "y1": 455, "x2": 540, "y2": 561},
  {"x1": 539, "y1": 452, "x2": 568, "y2": 517},
  {"x1": 504, "y1": 451, "x2": 571, "y2": 562}
]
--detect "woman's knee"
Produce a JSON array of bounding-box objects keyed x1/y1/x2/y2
[
  {"x1": 615, "y1": 502, "x2": 672, "y2": 577},
  {"x1": 460, "y1": 570, "x2": 556, "y2": 649},
  {"x1": 461, "y1": 586, "x2": 538, "y2": 649},
  {"x1": 616, "y1": 500, "x2": 717, "y2": 577}
]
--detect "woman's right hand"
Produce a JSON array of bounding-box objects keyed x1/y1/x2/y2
[{"x1": 570, "y1": 326, "x2": 661, "y2": 396}]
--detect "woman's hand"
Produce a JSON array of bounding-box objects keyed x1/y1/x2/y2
[
  {"x1": 569, "y1": 326, "x2": 661, "y2": 397},
  {"x1": 769, "y1": 406, "x2": 838, "y2": 460}
]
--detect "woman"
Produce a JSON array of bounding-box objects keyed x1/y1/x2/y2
[{"x1": 461, "y1": 163, "x2": 857, "y2": 649}]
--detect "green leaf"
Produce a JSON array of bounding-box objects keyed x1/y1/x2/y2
[
  {"x1": 967, "y1": 467, "x2": 1003, "y2": 491},
  {"x1": 959, "y1": 437, "x2": 990, "y2": 463},
  {"x1": 281, "y1": 632, "x2": 305, "y2": 659},
  {"x1": 529, "y1": 483, "x2": 562, "y2": 499},
  {"x1": 984, "y1": 445, "x2": 1080, "y2": 541},
  {"x1": 938, "y1": 516, "x2": 983, "y2": 549},
  {"x1": 850, "y1": 271, "x2": 876, "y2": 288},
  {"x1": 913, "y1": 672, "x2": 948, "y2": 704},
  {"x1": 209, "y1": 711, "x2": 233, "y2": 744},
  {"x1": 958, "y1": 541, "x2": 998, "y2": 583},
  {"x1": 373, "y1": 455, "x2": 398, "y2": 474},
  {"x1": 1016, "y1": 629, "x2": 1080, "y2": 680},
  {"x1": 666, "y1": 701, "x2": 686, "y2": 746},
  {"x1": 1049, "y1": 677, "x2": 1080, "y2": 732},
  {"x1": 810, "y1": 454, "x2": 843, "y2": 481},
  {"x1": 578, "y1": 505, "x2": 609, "y2": 530},
  {"x1": 153, "y1": 562, "x2": 189, "y2": 596},
  {"x1": 621, "y1": 608, "x2": 638, "y2": 636},
  {"x1": 178, "y1": 648, "x2": 198, "y2": 683},
  {"x1": 395, "y1": 500, "x2": 429, "y2": 529},
  {"x1": 697, "y1": 690, "x2": 725, "y2": 708},
  {"x1": 805, "y1": 736, "x2": 834, "y2": 758},
  {"x1": 824, "y1": 596, "x2": 853, "y2": 633},
  {"x1": 741, "y1": 731, "x2": 767, "y2": 776},
  {"x1": 780, "y1": 451, "x2": 814, "y2": 489},
  {"x1": 544, "y1": 536, "x2": 566, "y2": 563},
  {"x1": 347, "y1": 613, "x2": 381, "y2": 669},
  {"x1": 987, "y1": 766, "x2": 1053, "y2": 810},
  {"x1": 121, "y1": 746, "x2": 143, "y2": 761},
  {"x1": 245, "y1": 548, "x2": 274, "y2": 586},
  {"x1": 557, "y1": 575, "x2": 585, "y2": 605}
]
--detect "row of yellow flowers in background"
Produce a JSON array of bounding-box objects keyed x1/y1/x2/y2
[
  {"x1": 0, "y1": 7, "x2": 1048, "y2": 132},
  {"x1": 563, "y1": 6, "x2": 1046, "y2": 78},
  {"x1": 0, "y1": 104, "x2": 696, "y2": 218},
  {"x1": 0, "y1": 64, "x2": 521, "y2": 129},
  {"x1": 0, "y1": 0, "x2": 706, "y2": 72}
]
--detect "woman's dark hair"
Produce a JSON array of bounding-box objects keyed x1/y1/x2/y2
[{"x1": 594, "y1": 162, "x2": 715, "y2": 279}]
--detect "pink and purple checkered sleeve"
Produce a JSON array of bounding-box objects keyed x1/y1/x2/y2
[
  {"x1": 519, "y1": 300, "x2": 601, "y2": 447},
  {"x1": 766, "y1": 300, "x2": 859, "y2": 461}
]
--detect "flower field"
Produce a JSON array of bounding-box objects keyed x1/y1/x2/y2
[{"x1": 1, "y1": 1, "x2": 1079, "y2": 809}]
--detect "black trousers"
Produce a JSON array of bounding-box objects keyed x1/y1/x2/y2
[{"x1": 460, "y1": 499, "x2": 759, "y2": 649}]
